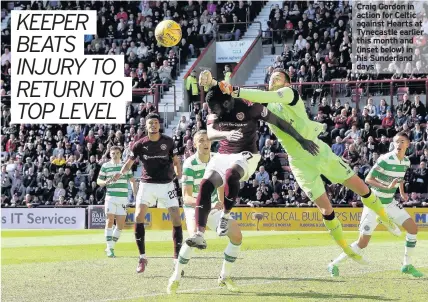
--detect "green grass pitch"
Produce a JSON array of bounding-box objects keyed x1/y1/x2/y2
[{"x1": 2, "y1": 230, "x2": 428, "y2": 302}]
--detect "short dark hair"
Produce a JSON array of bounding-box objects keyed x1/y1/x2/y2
[
  {"x1": 395, "y1": 132, "x2": 410, "y2": 141},
  {"x1": 110, "y1": 146, "x2": 122, "y2": 153},
  {"x1": 146, "y1": 112, "x2": 160, "y2": 121},
  {"x1": 273, "y1": 68, "x2": 291, "y2": 83},
  {"x1": 205, "y1": 85, "x2": 230, "y2": 110}
]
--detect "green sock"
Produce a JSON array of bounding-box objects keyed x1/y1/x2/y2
[
  {"x1": 361, "y1": 191, "x2": 389, "y2": 222},
  {"x1": 324, "y1": 217, "x2": 347, "y2": 249}
]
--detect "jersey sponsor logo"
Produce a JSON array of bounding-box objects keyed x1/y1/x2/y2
[
  {"x1": 261, "y1": 107, "x2": 268, "y2": 117},
  {"x1": 277, "y1": 91, "x2": 284, "y2": 98},
  {"x1": 307, "y1": 191, "x2": 313, "y2": 199},
  {"x1": 161, "y1": 144, "x2": 167, "y2": 150},
  {"x1": 236, "y1": 112, "x2": 245, "y2": 121},
  {"x1": 364, "y1": 225, "x2": 370, "y2": 231},
  {"x1": 143, "y1": 146, "x2": 148, "y2": 150},
  {"x1": 143, "y1": 155, "x2": 168, "y2": 160}
]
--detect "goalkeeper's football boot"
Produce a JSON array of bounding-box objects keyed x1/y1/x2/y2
[
  {"x1": 136, "y1": 258, "x2": 148, "y2": 273},
  {"x1": 401, "y1": 265, "x2": 424, "y2": 277},
  {"x1": 376, "y1": 216, "x2": 401, "y2": 237},
  {"x1": 185, "y1": 233, "x2": 207, "y2": 250},
  {"x1": 342, "y1": 245, "x2": 368, "y2": 265},
  {"x1": 216, "y1": 216, "x2": 229, "y2": 236},
  {"x1": 105, "y1": 248, "x2": 115, "y2": 258},
  {"x1": 328, "y1": 264, "x2": 340, "y2": 277},
  {"x1": 218, "y1": 276, "x2": 239, "y2": 292},
  {"x1": 167, "y1": 277, "x2": 180, "y2": 295}
]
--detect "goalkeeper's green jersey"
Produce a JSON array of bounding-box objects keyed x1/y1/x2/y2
[{"x1": 237, "y1": 87, "x2": 324, "y2": 159}]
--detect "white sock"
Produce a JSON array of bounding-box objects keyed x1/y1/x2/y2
[
  {"x1": 112, "y1": 227, "x2": 122, "y2": 248},
  {"x1": 221, "y1": 211, "x2": 231, "y2": 220},
  {"x1": 196, "y1": 230, "x2": 205, "y2": 236},
  {"x1": 351, "y1": 241, "x2": 362, "y2": 253},
  {"x1": 105, "y1": 228, "x2": 113, "y2": 249},
  {"x1": 139, "y1": 254, "x2": 146, "y2": 259},
  {"x1": 331, "y1": 241, "x2": 361, "y2": 266},
  {"x1": 220, "y1": 241, "x2": 241, "y2": 278},
  {"x1": 171, "y1": 243, "x2": 193, "y2": 281},
  {"x1": 404, "y1": 233, "x2": 417, "y2": 266}
]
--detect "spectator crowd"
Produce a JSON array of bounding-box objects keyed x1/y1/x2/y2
[
  {"x1": 1, "y1": 1, "x2": 427, "y2": 209},
  {"x1": 0, "y1": 0, "x2": 261, "y2": 207}
]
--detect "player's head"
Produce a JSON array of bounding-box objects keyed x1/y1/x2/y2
[
  {"x1": 269, "y1": 68, "x2": 291, "y2": 91},
  {"x1": 109, "y1": 146, "x2": 122, "y2": 161},
  {"x1": 193, "y1": 130, "x2": 211, "y2": 156},
  {"x1": 205, "y1": 85, "x2": 233, "y2": 116},
  {"x1": 393, "y1": 132, "x2": 410, "y2": 154},
  {"x1": 145, "y1": 113, "x2": 160, "y2": 134}
]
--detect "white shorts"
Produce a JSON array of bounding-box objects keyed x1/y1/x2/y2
[
  {"x1": 183, "y1": 207, "x2": 233, "y2": 236},
  {"x1": 105, "y1": 196, "x2": 127, "y2": 216},
  {"x1": 204, "y1": 151, "x2": 261, "y2": 183},
  {"x1": 359, "y1": 200, "x2": 411, "y2": 235},
  {"x1": 136, "y1": 182, "x2": 179, "y2": 208}
]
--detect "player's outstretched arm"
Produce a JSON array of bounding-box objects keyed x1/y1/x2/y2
[
  {"x1": 207, "y1": 123, "x2": 242, "y2": 142},
  {"x1": 234, "y1": 86, "x2": 298, "y2": 105},
  {"x1": 264, "y1": 111, "x2": 319, "y2": 156}
]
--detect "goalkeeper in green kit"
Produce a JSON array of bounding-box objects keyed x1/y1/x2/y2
[{"x1": 200, "y1": 68, "x2": 401, "y2": 263}]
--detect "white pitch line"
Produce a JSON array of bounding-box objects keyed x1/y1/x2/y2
[{"x1": 96, "y1": 266, "x2": 427, "y2": 302}]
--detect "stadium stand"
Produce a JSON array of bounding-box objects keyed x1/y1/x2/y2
[{"x1": 1, "y1": 1, "x2": 427, "y2": 209}]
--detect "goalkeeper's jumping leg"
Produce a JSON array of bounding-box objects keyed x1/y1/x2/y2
[
  {"x1": 329, "y1": 235, "x2": 371, "y2": 276},
  {"x1": 314, "y1": 193, "x2": 367, "y2": 264}
]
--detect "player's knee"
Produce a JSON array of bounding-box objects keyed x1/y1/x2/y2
[
  {"x1": 225, "y1": 168, "x2": 241, "y2": 184},
  {"x1": 200, "y1": 179, "x2": 215, "y2": 195},
  {"x1": 135, "y1": 212, "x2": 145, "y2": 223},
  {"x1": 105, "y1": 217, "x2": 114, "y2": 228}
]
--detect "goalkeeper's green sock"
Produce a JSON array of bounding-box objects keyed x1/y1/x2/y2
[
  {"x1": 323, "y1": 212, "x2": 347, "y2": 249},
  {"x1": 361, "y1": 189, "x2": 389, "y2": 222}
]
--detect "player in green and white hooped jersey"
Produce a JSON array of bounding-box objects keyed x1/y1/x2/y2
[
  {"x1": 168, "y1": 131, "x2": 242, "y2": 295},
  {"x1": 329, "y1": 132, "x2": 423, "y2": 278},
  {"x1": 97, "y1": 146, "x2": 137, "y2": 258},
  {"x1": 217, "y1": 68, "x2": 402, "y2": 264}
]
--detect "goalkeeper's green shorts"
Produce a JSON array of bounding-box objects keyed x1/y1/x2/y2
[{"x1": 289, "y1": 139, "x2": 355, "y2": 201}]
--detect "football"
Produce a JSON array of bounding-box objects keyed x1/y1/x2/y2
[{"x1": 155, "y1": 20, "x2": 182, "y2": 47}]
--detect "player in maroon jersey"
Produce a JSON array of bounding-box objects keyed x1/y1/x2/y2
[
  {"x1": 112, "y1": 113, "x2": 182, "y2": 273},
  {"x1": 186, "y1": 83, "x2": 319, "y2": 249}
]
